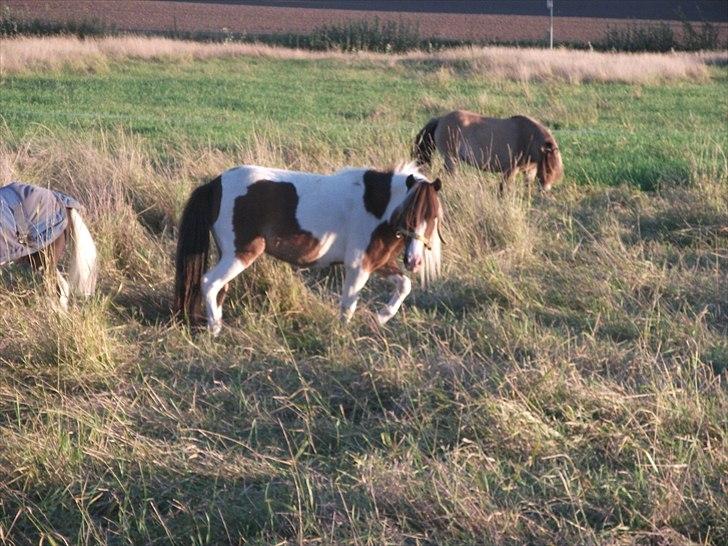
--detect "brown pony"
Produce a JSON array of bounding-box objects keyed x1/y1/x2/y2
[{"x1": 413, "y1": 110, "x2": 563, "y2": 192}]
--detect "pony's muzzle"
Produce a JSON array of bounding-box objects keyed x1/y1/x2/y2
[{"x1": 404, "y1": 253, "x2": 422, "y2": 272}]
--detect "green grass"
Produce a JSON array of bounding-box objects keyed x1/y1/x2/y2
[
  {"x1": 2, "y1": 57, "x2": 726, "y2": 188},
  {"x1": 1, "y1": 51, "x2": 727, "y2": 545}
]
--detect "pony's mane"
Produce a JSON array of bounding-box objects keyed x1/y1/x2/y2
[
  {"x1": 333, "y1": 166, "x2": 367, "y2": 176},
  {"x1": 332, "y1": 163, "x2": 425, "y2": 184},
  {"x1": 393, "y1": 174, "x2": 442, "y2": 288},
  {"x1": 398, "y1": 179, "x2": 441, "y2": 229},
  {"x1": 333, "y1": 162, "x2": 425, "y2": 180},
  {"x1": 539, "y1": 141, "x2": 563, "y2": 187},
  {"x1": 392, "y1": 161, "x2": 425, "y2": 178}
]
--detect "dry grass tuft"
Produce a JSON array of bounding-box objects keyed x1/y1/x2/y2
[{"x1": 1, "y1": 35, "x2": 723, "y2": 82}]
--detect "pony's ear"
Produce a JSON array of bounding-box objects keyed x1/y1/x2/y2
[
  {"x1": 406, "y1": 175, "x2": 416, "y2": 189},
  {"x1": 433, "y1": 178, "x2": 442, "y2": 192}
]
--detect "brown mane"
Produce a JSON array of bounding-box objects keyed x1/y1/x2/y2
[
  {"x1": 538, "y1": 141, "x2": 563, "y2": 191},
  {"x1": 393, "y1": 179, "x2": 442, "y2": 231},
  {"x1": 391, "y1": 177, "x2": 443, "y2": 287}
]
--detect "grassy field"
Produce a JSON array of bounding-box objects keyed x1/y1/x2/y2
[{"x1": 0, "y1": 39, "x2": 727, "y2": 545}]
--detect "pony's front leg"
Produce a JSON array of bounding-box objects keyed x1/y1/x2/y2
[
  {"x1": 340, "y1": 265, "x2": 371, "y2": 323},
  {"x1": 376, "y1": 270, "x2": 412, "y2": 325}
]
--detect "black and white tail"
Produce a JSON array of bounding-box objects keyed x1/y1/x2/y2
[{"x1": 173, "y1": 178, "x2": 220, "y2": 320}]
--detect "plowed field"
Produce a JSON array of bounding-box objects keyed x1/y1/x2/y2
[{"x1": 5, "y1": 0, "x2": 728, "y2": 43}]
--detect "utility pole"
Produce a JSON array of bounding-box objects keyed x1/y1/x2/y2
[{"x1": 547, "y1": 0, "x2": 554, "y2": 49}]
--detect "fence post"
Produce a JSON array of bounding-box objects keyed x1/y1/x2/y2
[{"x1": 547, "y1": 0, "x2": 554, "y2": 49}]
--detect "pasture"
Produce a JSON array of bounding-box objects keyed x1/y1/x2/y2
[{"x1": 0, "y1": 37, "x2": 727, "y2": 545}]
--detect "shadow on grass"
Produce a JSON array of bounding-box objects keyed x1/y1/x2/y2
[
  {"x1": 110, "y1": 284, "x2": 174, "y2": 326},
  {"x1": 3, "y1": 464, "x2": 301, "y2": 544}
]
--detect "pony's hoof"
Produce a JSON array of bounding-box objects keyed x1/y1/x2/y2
[
  {"x1": 208, "y1": 321, "x2": 222, "y2": 336},
  {"x1": 376, "y1": 310, "x2": 394, "y2": 326}
]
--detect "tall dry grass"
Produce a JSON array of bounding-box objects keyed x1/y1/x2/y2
[
  {"x1": 1, "y1": 127, "x2": 726, "y2": 544},
  {"x1": 1, "y1": 35, "x2": 724, "y2": 82}
]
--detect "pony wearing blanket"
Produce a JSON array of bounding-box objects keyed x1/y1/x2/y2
[
  {"x1": 174, "y1": 163, "x2": 443, "y2": 335},
  {"x1": 413, "y1": 109, "x2": 563, "y2": 192},
  {"x1": 0, "y1": 182, "x2": 97, "y2": 309}
]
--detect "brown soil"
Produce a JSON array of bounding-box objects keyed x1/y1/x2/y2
[{"x1": 5, "y1": 0, "x2": 727, "y2": 44}]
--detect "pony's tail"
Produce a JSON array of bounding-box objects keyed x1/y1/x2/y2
[
  {"x1": 67, "y1": 208, "x2": 98, "y2": 297},
  {"x1": 174, "y1": 179, "x2": 218, "y2": 321},
  {"x1": 412, "y1": 118, "x2": 439, "y2": 167}
]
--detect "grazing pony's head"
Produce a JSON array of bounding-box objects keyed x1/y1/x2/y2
[
  {"x1": 537, "y1": 140, "x2": 563, "y2": 191},
  {"x1": 391, "y1": 171, "x2": 443, "y2": 287}
]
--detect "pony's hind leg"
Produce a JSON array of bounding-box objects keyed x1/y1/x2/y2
[
  {"x1": 56, "y1": 270, "x2": 70, "y2": 311},
  {"x1": 47, "y1": 233, "x2": 70, "y2": 310},
  {"x1": 201, "y1": 240, "x2": 264, "y2": 336},
  {"x1": 376, "y1": 265, "x2": 412, "y2": 325},
  {"x1": 26, "y1": 234, "x2": 69, "y2": 310},
  {"x1": 202, "y1": 256, "x2": 246, "y2": 336}
]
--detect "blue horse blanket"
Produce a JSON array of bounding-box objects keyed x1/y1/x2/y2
[{"x1": 0, "y1": 182, "x2": 82, "y2": 265}]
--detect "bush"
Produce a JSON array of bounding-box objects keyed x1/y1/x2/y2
[
  {"x1": 682, "y1": 20, "x2": 721, "y2": 51},
  {"x1": 307, "y1": 17, "x2": 421, "y2": 52},
  {"x1": 601, "y1": 23, "x2": 677, "y2": 52},
  {"x1": 143, "y1": 18, "x2": 466, "y2": 53},
  {"x1": 598, "y1": 20, "x2": 722, "y2": 52},
  {"x1": 0, "y1": 6, "x2": 112, "y2": 38}
]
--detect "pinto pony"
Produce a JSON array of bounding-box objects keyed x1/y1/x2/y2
[
  {"x1": 174, "y1": 164, "x2": 443, "y2": 335},
  {"x1": 413, "y1": 110, "x2": 563, "y2": 192},
  {"x1": 0, "y1": 182, "x2": 98, "y2": 309}
]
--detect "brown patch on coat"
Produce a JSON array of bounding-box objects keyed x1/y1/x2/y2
[
  {"x1": 363, "y1": 170, "x2": 392, "y2": 219},
  {"x1": 232, "y1": 180, "x2": 322, "y2": 267},
  {"x1": 375, "y1": 258, "x2": 403, "y2": 278},
  {"x1": 235, "y1": 237, "x2": 265, "y2": 268},
  {"x1": 362, "y1": 221, "x2": 404, "y2": 273}
]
